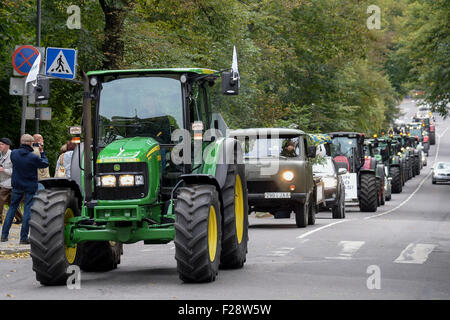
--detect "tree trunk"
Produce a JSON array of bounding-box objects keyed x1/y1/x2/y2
[{"x1": 99, "y1": 0, "x2": 135, "y2": 69}]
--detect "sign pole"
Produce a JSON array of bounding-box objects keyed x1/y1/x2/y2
[{"x1": 20, "y1": 94, "x2": 27, "y2": 137}]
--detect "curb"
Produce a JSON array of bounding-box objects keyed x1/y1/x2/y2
[{"x1": 0, "y1": 224, "x2": 30, "y2": 255}]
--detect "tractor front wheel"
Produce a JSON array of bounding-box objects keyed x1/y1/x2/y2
[
  {"x1": 359, "y1": 173, "x2": 378, "y2": 212},
  {"x1": 30, "y1": 189, "x2": 80, "y2": 286},
  {"x1": 174, "y1": 185, "x2": 222, "y2": 283}
]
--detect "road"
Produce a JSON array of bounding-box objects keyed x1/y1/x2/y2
[{"x1": 0, "y1": 99, "x2": 449, "y2": 300}]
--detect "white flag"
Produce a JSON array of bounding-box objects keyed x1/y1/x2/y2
[
  {"x1": 231, "y1": 46, "x2": 240, "y2": 87},
  {"x1": 232, "y1": 46, "x2": 238, "y2": 74},
  {"x1": 25, "y1": 53, "x2": 41, "y2": 84}
]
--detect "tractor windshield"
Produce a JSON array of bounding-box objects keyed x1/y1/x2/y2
[
  {"x1": 97, "y1": 76, "x2": 183, "y2": 147},
  {"x1": 330, "y1": 137, "x2": 357, "y2": 157},
  {"x1": 409, "y1": 128, "x2": 422, "y2": 138}
]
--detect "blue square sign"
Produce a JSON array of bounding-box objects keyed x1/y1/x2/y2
[{"x1": 45, "y1": 47, "x2": 77, "y2": 80}]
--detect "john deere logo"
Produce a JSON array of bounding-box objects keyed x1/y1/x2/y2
[{"x1": 113, "y1": 164, "x2": 120, "y2": 172}]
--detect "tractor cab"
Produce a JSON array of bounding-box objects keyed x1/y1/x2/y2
[
  {"x1": 328, "y1": 132, "x2": 365, "y2": 173},
  {"x1": 90, "y1": 68, "x2": 222, "y2": 201}
]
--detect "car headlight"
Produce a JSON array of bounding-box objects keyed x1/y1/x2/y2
[
  {"x1": 323, "y1": 177, "x2": 337, "y2": 188},
  {"x1": 101, "y1": 175, "x2": 116, "y2": 187},
  {"x1": 119, "y1": 174, "x2": 135, "y2": 187},
  {"x1": 282, "y1": 170, "x2": 295, "y2": 182}
]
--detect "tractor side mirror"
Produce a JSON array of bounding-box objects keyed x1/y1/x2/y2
[
  {"x1": 222, "y1": 72, "x2": 239, "y2": 95},
  {"x1": 222, "y1": 46, "x2": 240, "y2": 95},
  {"x1": 307, "y1": 146, "x2": 316, "y2": 158}
]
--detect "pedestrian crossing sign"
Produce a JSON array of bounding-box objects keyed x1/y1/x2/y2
[{"x1": 45, "y1": 47, "x2": 77, "y2": 80}]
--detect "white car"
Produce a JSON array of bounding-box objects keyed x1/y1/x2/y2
[{"x1": 432, "y1": 162, "x2": 450, "y2": 184}]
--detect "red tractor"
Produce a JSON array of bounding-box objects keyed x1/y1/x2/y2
[{"x1": 328, "y1": 132, "x2": 379, "y2": 212}]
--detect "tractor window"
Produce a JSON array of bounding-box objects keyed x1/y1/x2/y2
[
  {"x1": 97, "y1": 76, "x2": 183, "y2": 147},
  {"x1": 189, "y1": 83, "x2": 209, "y2": 129},
  {"x1": 330, "y1": 137, "x2": 356, "y2": 157}
]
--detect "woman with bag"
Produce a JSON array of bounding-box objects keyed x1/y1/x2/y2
[{"x1": 54, "y1": 141, "x2": 76, "y2": 179}]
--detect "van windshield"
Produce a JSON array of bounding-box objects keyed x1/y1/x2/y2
[{"x1": 241, "y1": 136, "x2": 302, "y2": 158}]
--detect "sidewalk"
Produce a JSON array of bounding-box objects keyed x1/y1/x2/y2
[{"x1": 0, "y1": 223, "x2": 30, "y2": 255}]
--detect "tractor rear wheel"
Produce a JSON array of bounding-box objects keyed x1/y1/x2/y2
[
  {"x1": 174, "y1": 185, "x2": 222, "y2": 283},
  {"x1": 30, "y1": 189, "x2": 80, "y2": 286},
  {"x1": 220, "y1": 164, "x2": 249, "y2": 269},
  {"x1": 430, "y1": 133, "x2": 436, "y2": 145},
  {"x1": 77, "y1": 241, "x2": 123, "y2": 272},
  {"x1": 359, "y1": 173, "x2": 378, "y2": 212},
  {"x1": 390, "y1": 167, "x2": 402, "y2": 193},
  {"x1": 414, "y1": 157, "x2": 420, "y2": 176}
]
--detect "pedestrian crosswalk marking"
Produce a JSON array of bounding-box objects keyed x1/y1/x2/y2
[
  {"x1": 268, "y1": 247, "x2": 295, "y2": 257},
  {"x1": 325, "y1": 241, "x2": 365, "y2": 260},
  {"x1": 394, "y1": 243, "x2": 436, "y2": 264}
]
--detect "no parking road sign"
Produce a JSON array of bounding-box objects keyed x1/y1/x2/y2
[
  {"x1": 12, "y1": 45, "x2": 43, "y2": 76},
  {"x1": 45, "y1": 47, "x2": 77, "y2": 80}
]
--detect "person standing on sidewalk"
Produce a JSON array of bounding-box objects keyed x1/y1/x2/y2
[
  {"x1": 0, "y1": 137, "x2": 23, "y2": 225},
  {"x1": 33, "y1": 134, "x2": 50, "y2": 180},
  {"x1": 1, "y1": 134, "x2": 49, "y2": 244}
]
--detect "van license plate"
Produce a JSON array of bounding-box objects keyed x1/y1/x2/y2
[{"x1": 264, "y1": 192, "x2": 291, "y2": 199}]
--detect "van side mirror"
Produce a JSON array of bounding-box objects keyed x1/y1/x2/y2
[{"x1": 307, "y1": 146, "x2": 316, "y2": 158}]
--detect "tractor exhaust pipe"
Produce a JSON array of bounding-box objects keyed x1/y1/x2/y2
[{"x1": 82, "y1": 71, "x2": 93, "y2": 202}]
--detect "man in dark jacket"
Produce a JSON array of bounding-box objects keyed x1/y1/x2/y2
[{"x1": 1, "y1": 134, "x2": 49, "y2": 244}]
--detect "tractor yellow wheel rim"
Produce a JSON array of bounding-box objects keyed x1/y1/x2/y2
[
  {"x1": 208, "y1": 205, "x2": 218, "y2": 262},
  {"x1": 235, "y1": 174, "x2": 244, "y2": 244},
  {"x1": 64, "y1": 208, "x2": 77, "y2": 264}
]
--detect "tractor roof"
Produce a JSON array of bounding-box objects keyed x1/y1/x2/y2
[
  {"x1": 229, "y1": 128, "x2": 306, "y2": 137},
  {"x1": 87, "y1": 68, "x2": 219, "y2": 77},
  {"x1": 328, "y1": 132, "x2": 364, "y2": 138}
]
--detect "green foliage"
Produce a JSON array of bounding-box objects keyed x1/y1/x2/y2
[
  {"x1": 388, "y1": 0, "x2": 450, "y2": 116},
  {"x1": 0, "y1": 0, "x2": 446, "y2": 174}
]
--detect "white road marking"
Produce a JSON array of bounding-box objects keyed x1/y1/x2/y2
[
  {"x1": 394, "y1": 243, "x2": 437, "y2": 264},
  {"x1": 325, "y1": 240, "x2": 365, "y2": 260},
  {"x1": 296, "y1": 220, "x2": 348, "y2": 240},
  {"x1": 365, "y1": 124, "x2": 447, "y2": 220},
  {"x1": 438, "y1": 127, "x2": 449, "y2": 138},
  {"x1": 267, "y1": 247, "x2": 295, "y2": 257}
]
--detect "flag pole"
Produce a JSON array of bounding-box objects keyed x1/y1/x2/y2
[{"x1": 35, "y1": 0, "x2": 42, "y2": 133}]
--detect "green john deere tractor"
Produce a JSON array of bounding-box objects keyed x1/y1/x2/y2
[
  {"x1": 30, "y1": 60, "x2": 249, "y2": 285},
  {"x1": 381, "y1": 134, "x2": 404, "y2": 193},
  {"x1": 363, "y1": 137, "x2": 388, "y2": 206}
]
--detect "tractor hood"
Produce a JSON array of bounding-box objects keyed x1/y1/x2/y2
[{"x1": 97, "y1": 137, "x2": 160, "y2": 163}]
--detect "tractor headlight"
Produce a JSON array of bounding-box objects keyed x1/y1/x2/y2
[
  {"x1": 282, "y1": 170, "x2": 295, "y2": 182},
  {"x1": 135, "y1": 175, "x2": 145, "y2": 186},
  {"x1": 119, "y1": 174, "x2": 135, "y2": 187},
  {"x1": 101, "y1": 175, "x2": 116, "y2": 187}
]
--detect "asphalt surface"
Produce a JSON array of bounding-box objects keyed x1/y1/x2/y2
[{"x1": 0, "y1": 99, "x2": 449, "y2": 300}]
